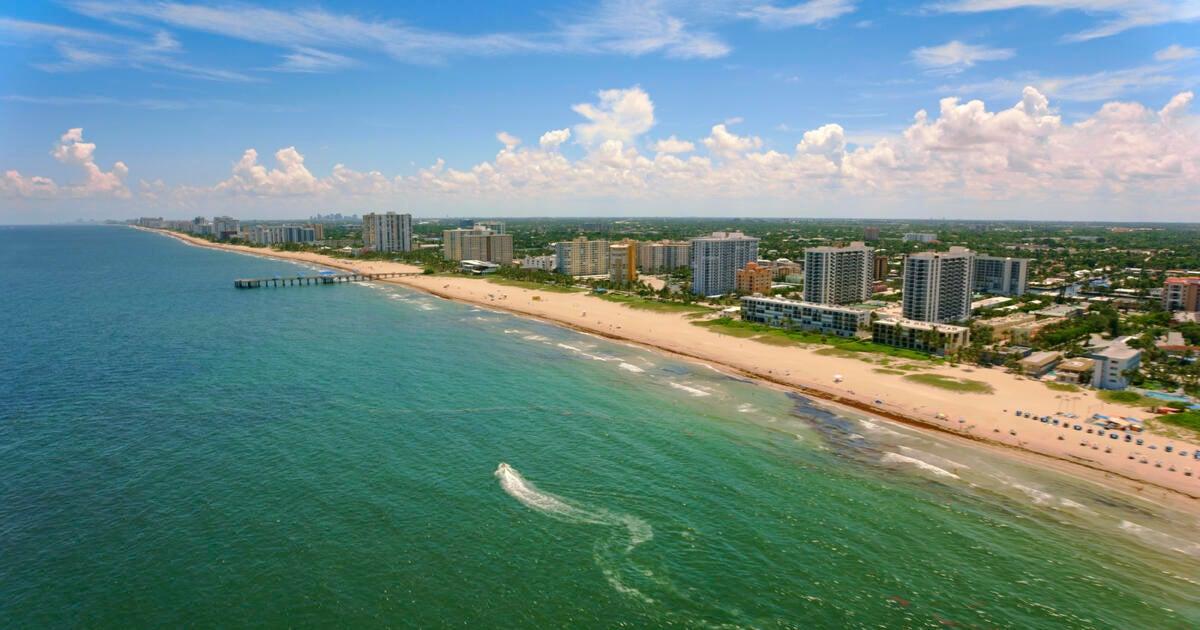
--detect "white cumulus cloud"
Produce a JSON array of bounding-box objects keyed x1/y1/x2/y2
[{"x1": 572, "y1": 87, "x2": 656, "y2": 145}]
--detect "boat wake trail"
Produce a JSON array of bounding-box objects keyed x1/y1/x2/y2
[{"x1": 495, "y1": 462, "x2": 658, "y2": 601}]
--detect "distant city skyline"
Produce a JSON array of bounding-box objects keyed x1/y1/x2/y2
[{"x1": 1, "y1": 1, "x2": 1198, "y2": 223}]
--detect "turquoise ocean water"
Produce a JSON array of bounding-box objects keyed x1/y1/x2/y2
[{"x1": 1, "y1": 226, "x2": 1198, "y2": 628}]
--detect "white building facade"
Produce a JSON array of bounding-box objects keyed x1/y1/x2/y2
[
  {"x1": 803, "y1": 243, "x2": 874, "y2": 305},
  {"x1": 741, "y1": 296, "x2": 868, "y2": 337},
  {"x1": 690, "y1": 232, "x2": 760, "y2": 296},
  {"x1": 902, "y1": 248, "x2": 976, "y2": 323},
  {"x1": 974, "y1": 255, "x2": 1029, "y2": 296},
  {"x1": 363, "y1": 212, "x2": 412, "y2": 253}
]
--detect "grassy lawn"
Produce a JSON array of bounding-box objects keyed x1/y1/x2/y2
[
  {"x1": 693, "y1": 318, "x2": 933, "y2": 361},
  {"x1": 903, "y1": 373, "x2": 994, "y2": 394},
  {"x1": 594, "y1": 293, "x2": 715, "y2": 314},
  {"x1": 1158, "y1": 410, "x2": 1200, "y2": 432},
  {"x1": 485, "y1": 277, "x2": 584, "y2": 293},
  {"x1": 874, "y1": 368, "x2": 906, "y2": 375},
  {"x1": 1098, "y1": 390, "x2": 1160, "y2": 407},
  {"x1": 1045, "y1": 382, "x2": 1080, "y2": 392}
]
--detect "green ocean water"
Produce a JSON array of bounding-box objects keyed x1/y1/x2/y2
[{"x1": 1, "y1": 225, "x2": 1198, "y2": 628}]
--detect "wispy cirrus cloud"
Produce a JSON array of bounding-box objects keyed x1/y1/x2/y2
[
  {"x1": 946, "y1": 63, "x2": 1181, "y2": 102},
  {"x1": 738, "y1": 0, "x2": 858, "y2": 29},
  {"x1": 925, "y1": 1, "x2": 1200, "y2": 43},
  {"x1": 0, "y1": 17, "x2": 255, "y2": 81},
  {"x1": 912, "y1": 40, "x2": 1015, "y2": 74}
]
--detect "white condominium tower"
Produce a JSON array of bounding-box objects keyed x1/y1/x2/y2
[
  {"x1": 362, "y1": 212, "x2": 412, "y2": 253},
  {"x1": 973, "y1": 255, "x2": 1029, "y2": 296},
  {"x1": 902, "y1": 247, "x2": 976, "y2": 323},
  {"x1": 690, "y1": 232, "x2": 760, "y2": 296},
  {"x1": 803, "y1": 242, "x2": 874, "y2": 305}
]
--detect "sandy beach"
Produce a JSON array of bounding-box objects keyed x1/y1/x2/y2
[{"x1": 145, "y1": 227, "x2": 1200, "y2": 510}]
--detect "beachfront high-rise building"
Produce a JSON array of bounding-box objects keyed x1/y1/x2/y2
[
  {"x1": 212, "y1": 216, "x2": 241, "y2": 240},
  {"x1": 609, "y1": 241, "x2": 638, "y2": 284},
  {"x1": 902, "y1": 248, "x2": 976, "y2": 323},
  {"x1": 460, "y1": 232, "x2": 513, "y2": 264},
  {"x1": 735, "y1": 262, "x2": 773, "y2": 295},
  {"x1": 690, "y1": 232, "x2": 760, "y2": 296},
  {"x1": 636, "y1": 240, "x2": 692, "y2": 273},
  {"x1": 363, "y1": 212, "x2": 412, "y2": 253},
  {"x1": 555, "y1": 237, "x2": 610, "y2": 276},
  {"x1": 973, "y1": 255, "x2": 1029, "y2": 296},
  {"x1": 1163, "y1": 277, "x2": 1200, "y2": 311},
  {"x1": 247, "y1": 225, "x2": 316, "y2": 245},
  {"x1": 803, "y1": 243, "x2": 873, "y2": 305}
]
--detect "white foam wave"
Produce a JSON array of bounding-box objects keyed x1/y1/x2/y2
[
  {"x1": 1011, "y1": 483, "x2": 1055, "y2": 506},
  {"x1": 1119, "y1": 520, "x2": 1200, "y2": 557},
  {"x1": 669, "y1": 382, "x2": 711, "y2": 397},
  {"x1": 619, "y1": 363, "x2": 645, "y2": 373},
  {"x1": 524, "y1": 334, "x2": 550, "y2": 342},
  {"x1": 880, "y1": 453, "x2": 960, "y2": 479},
  {"x1": 858, "y1": 418, "x2": 902, "y2": 437},
  {"x1": 737, "y1": 403, "x2": 758, "y2": 414},
  {"x1": 898, "y1": 445, "x2": 968, "y2": 471}
]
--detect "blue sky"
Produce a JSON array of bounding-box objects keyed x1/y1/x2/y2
[{"x1": 1, "y1": 1, "x2": 1198, "y2": 222}]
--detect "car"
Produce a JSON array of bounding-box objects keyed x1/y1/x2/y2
[
  {"x1": 1015, "y1": 410, "x2": 1022, "y2": 416},
  {"x1": 1024, "y1": 412, "x2": 1031, "y2": 418},
  {"x1": 1073, "y1": 425, "x2": 1082, "y2": 430},
  {"x1": 1110, "y1": 433, "x2": 1119, "y2": 439},
  {"x1": 1125, "y1": 435, "x2": 1132, "y2": 442},
  {"x1": 1165, "y1": 446, "x2": 1174, "y2": 453},
  {"x1": 1136, "y1": 438, "x2": 1143, "y2": 445},
  {"x1": 1149, "y1": 445, "x2": 1157, "y2": 450}
]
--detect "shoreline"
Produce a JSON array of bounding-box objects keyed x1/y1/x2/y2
[{"x1": 141, "y1": 227, "x2": 1200, "y2": 512}]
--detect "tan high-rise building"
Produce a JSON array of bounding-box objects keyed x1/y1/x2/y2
[
  {"x1": 636, "y1": 240, "x2": 692, "y2": 273},
  {"x1": 609, "y1": 241, "x2": 638, "y2": 283},
  {"x1": 873, "y1": 254, "x2": 889, "y2": 282},
  {"x1": 455, "y1": 230, "x2": 513, "y2": 264},
  {"x1": 736, "y1": 262, "x2": 773, "y2": 295},
  {"x1": 555, "y1": 237, "x2": 609, "y2": 276}
]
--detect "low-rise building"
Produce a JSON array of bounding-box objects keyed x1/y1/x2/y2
[
  {"x1": 871, "y1": 318, "x2": 970, "y2": 355},
  {"x1": 1055, "y1": 357, "x2": 1095, "y2": 384},
  {"x1": 741, "y1": 296, "x2": 868, "y2": 338},
  {"x1": 1019, "y1": 351, "x2": 1062, "y2": 377},
  {"x1": 520, "y1": 255, "x2": 556, "y2": 271}
]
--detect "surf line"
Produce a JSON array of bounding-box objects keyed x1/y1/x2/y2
[{"x1": 494, "y1": 462, "x2": 657, "y2": 601}]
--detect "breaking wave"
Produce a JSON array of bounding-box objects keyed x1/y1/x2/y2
[{"x1": 881, "y1": 452, "x2": 960, "y2": 479}]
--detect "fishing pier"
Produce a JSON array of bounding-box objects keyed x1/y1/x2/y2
[{"x1": 234, "y1": 271, "x2": 417, "y2": 288}]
